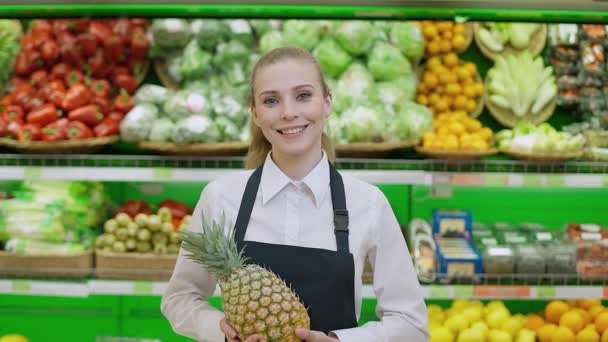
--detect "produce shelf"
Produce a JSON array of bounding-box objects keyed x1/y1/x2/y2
[
  {"x1": 2, "y1": 1, "x2": 608, "y2": 23},
  {"x1": 2, "y1": 279, "x2": 607, "y2": 300},
  {"x1": 0, "y1": 154, "x2": 606, "y2": 187}
]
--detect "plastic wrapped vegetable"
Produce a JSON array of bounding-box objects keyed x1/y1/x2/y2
[
  {"x1": 390, "y1": 22, "x2": 424, "y2": 62},
  {"x1": 190, "y1": 19, "x2": 230, "y2": 50},
  {"x1": 172, "y1": 115, "x2": 220, "y2": 145},
  {"x1": 335, "y1": 21, "x2": 376, "y2": 56},
  {"x1": 389, "y1": 101, "x2": 434, "y2": 141},
  {"x1": 215, "y1": 116, "x2": 242, "y2": 141},
  {"x1": 367, "y1": 42, "x2": 413, "y2": 82},
  {"x1": 226, "y1": 19, "x2": 254, "y2": 46},
  {"x1": 376, "y1": 76, "x2": 417, "y2": 110},
  {"x1": 209, "y1": 91, "x2": 248, "y2": 126},
  {"x1": 134, "y1": 85, "x2": 170, "y2": 106},
  {"x1": 326, "y1": 115, "x2": 346, "y2": 144},
  {"x1": 181, "y1": 40, "x2": 212, "y2": 81},
  {"x1": 213, "y1": 40, "x2": 251, "y2": 69},
  {"x1": 259, "y1": 31, "x2": 284, "y2": 54},
  {"x1": 149, "y1": 19, "x2": 192, "y2": 54},
  {"x1": 148, "y1": 118, "x2": 175, "y2": 142},
  {"x1": 313, "y1": 38, "x2": 352, "y2": 78},
  {"x1": 333, "y1": 63, "x2": 377, "y2": 114},
  {"x1": 341, "y1": 105, "x2": 386, "y2": 142},
  {"x1": 163, "y1": 90, "x2": 211, "y2": 122},
  {"x1": 120, "y1": 104, "x2": 159, "y2": 143},
  {"x1": 282, "y1": 20, "x2": 321, "y2": 51},
  {"x1": 249, "y1": 19, "x2": 280, "y2": 37},
  {"x1": 166, "y1": 53, "x2": 183, "y2": 84}
]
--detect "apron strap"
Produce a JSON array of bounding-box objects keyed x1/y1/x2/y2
[
  {"x1": 329, "y1": 162, "x2": 350, "y2": 253},
  {"x1": 234, "y1": 166, "x2": 263, "y2": 245}
]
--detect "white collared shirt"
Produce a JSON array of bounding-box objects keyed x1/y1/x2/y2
[{"x1": 161, "y1": 152, "x2": 429, "y2": 342}]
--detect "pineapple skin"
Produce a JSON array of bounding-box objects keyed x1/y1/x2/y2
[{"x1": 220, "y1": 264, "x2": 310, "y2": 342}]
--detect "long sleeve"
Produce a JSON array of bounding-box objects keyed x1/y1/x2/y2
[
  {"x1": 161, "y1": 182, "x2": 226, "y2": 342},
  {"x1": 331, "y1": 189, "x2": 429, "y2": 342}
]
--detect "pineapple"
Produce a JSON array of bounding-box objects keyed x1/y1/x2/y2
[{"x1": 180, "y1": 217, "x2": 310, "y2": 341}]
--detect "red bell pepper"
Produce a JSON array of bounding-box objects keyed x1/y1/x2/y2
[
  {"x1": 104, "y1": 35, "x2": 125, "y2": 62},
  {"x1": 14, "y1": 51, "x2": 33, "y2": 76},
  {"x1": 87, "y1": 50, "x2": 108, "y2": 78},
  {"x1": 27, "y1": 50, "x2": 44, "y2": 70},
  {"x1": 172, "y1": 217, "x2": 182, "y2": 230},
  {"x1": 30, "y1": 19, "x2": 52, "y2": 35},
  {"x1": 31, "y1": 30, "x2": 52, "y2": 50},
  {"x1": 114, "y1": 89, "x2": 133, "y2": 113},
  {"x1": 159, "y1": 200, "x2": 192, "y2": 220},
  {"x1": 112, "y1": 18, "x2": 132, "y2": 44},
  {"x1": 114, "y1": 74, "x2": 137, "y2": 94},
  {"x1": 67, "y1": 19, "x2": 89, "y2": 34},
  {"x1": 107, "y1": 111, "x2": 125, "y2": 121},
  {"x1": 90, "y1": 79, "x2": 111, "y2": 98},
  {"x1": 61, "y1": 83, "x2": 90, "y2": 111},
  {"x1": 91, "y1": 96, "x2": 111, "y2": 114},
  {"x1": 30, "y1": 70, "x2": 48, "y2": 88},
  {"x1": 130, "y1": 18, "x2": 148, "y2": 28},
  {"x1": 52, "y1": 19, "x2": 70, "y2": 35},
  {"x1": 65, "y1": 69, "x2": 84, "y2": 87},
  {"x1": 89, "y1": 21, "x2": 112, "y2": 43},
  {"x1": 93, "y1": 117, "x2": 120, "y2": 137},
  {"x1": 60, "y1": 40, "x2": 83, "y2": 66},
  {"x1": 127, "y1": 58, "x2": 145, "y2": 78},
  {"x1": 0, "y1": 95, "x2": 12, "y2": 107},
  {"x1": 12, "y1": 84, "x2": 35, "y2": 108},
  {"x1": 50, "y1": 63, "x2": 70, "y2": 81},
  {"x1": 26, "y1": 103, "x2": 63, "y2": 126},
  {"x1": 67, "y1": 120, "x2": 93, "y2": 140},
  {"x1": 41, "y1": 40, "x2": 60, "y2": 64},
  {"x1": 114, "y1": 200, "x2": 153, "y2": 218},
  {"x1": 68, "y1": 104, "x2": 104, "y2": 126},
  {"x1": 41, "y1": 118, "x2": 69, "y2": 141},
  {"x1": 18, "y1": 123, "x2": 42, "y2": 141},
  {"x1": 24, "y1": 97, "x2": 45, "y2": 112},
  {"x1": 6, "y1": 120, "x2": 23, "y2": 138},
  {"x1": 130, "y1": 27, "x2": 148, "y2": 60},
  {"x1": 77, "y1": 33, "x2": 99, "y2": 58},
  {"x1": 2, "y1": 106, "x2": 24, "y2": 122}
]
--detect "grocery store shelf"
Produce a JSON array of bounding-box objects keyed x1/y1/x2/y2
[
  {"x1": 2, "y1": 279, "x2": 608, "y2": 299},
  {"x1": 0, "y1": 1, "x2": 608, "y2": 23},
  {"x1": 1, "y1": 154, "x2": 606, "y2": 187}
]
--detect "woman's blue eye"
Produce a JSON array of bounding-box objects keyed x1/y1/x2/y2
[{"x1": 263, "y1": 98, "x2": 278, "y2": 105}]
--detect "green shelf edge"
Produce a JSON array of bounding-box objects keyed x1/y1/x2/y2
[{"x1": 1, "y1": 4, "x2": 608, "y2": 23}]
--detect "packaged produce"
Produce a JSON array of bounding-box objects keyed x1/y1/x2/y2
[
  {"x1": 557, "y1": 87, "x2": 579, "y2": 106},
  {"x1": 413, "y1": 235, "x2": 436, "y2": 283},
  {"x1": 482, "y1": 245, "x2": 515, "y2": 274},
  {"x1": 578, "y1": 87, "x2": 606, "y2": 113},
  {"x1": 477, "y1": 22, "x2": 542, "y2": 52},
  {"x1": 545, "y1": 241, "x2": 577, "y2": 275},
  {"x1": 580, "y1": 41, "x2": 605, "y2": 74},
  {"x1": 557, "y1": 75, "x2": 579, "y2": 89},
  {"x1": 580, "y1": 24, "x2": 607, "y2": 42},
  {"x1": 567, "y1": 223, "x2": 608, "y2": 241},
  {"x1": 550, "y1": 46, "x2": 579, "y2": 62},
  {"x1": 576, "y1": 240, "x2": 608, "y2": 279},
  {"x1": 552, "y1": 60, "x2": 579, "y2": 76},
  {"x1": 514, "y1": 244, "x2": 547, "y2": 278}
]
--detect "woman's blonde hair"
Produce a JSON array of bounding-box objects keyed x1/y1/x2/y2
[{"x1": 245, "y1": 47, "x2": 335, "y2": 169}]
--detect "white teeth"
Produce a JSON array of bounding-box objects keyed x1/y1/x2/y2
[{"x1": 281, "y1": 126, "x2": 305, "y2": 135}]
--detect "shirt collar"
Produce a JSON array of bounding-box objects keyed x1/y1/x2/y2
[{"x1": 260, "y1": 151, "x2": 330, "y2": 208}]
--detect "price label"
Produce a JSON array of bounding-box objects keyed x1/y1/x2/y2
[
  {"x1": 537, "y1": 286, "x2": 556, "y2": 299},
  {"x1": 133, "y1": 281, "x2": 153, "y2": 295},
  {"x1": 474, "y1": 286, "x2": 531, "y2": 298},
  {"x1": 547, "y1": 175, "x2": 565, "y2": 187},
  {"x1": 430, "y1": 285, "x2": 450, "y2": 298},
  {"x1": 24, "y1": 167, "x2": 41, "y2": 181},
  {"x1": 485, "y1": 174, "x2": 506, "y2": 187},
  {"x1": 454, "y1": 285, "x2": 473, "y2": 298},
  {"x1": 11, "y1": 280, "x2": 31, "y2": 292},
  {"x1": 522, "y1": 175, "x2": 542, "y2": 187},
  {"x1": 153, "y1": 168, "x2": 173, "y2": 180}
]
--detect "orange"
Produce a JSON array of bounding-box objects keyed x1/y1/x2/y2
[
  {"x1": 586, "y1": 324, "x2": 597, "y2": 331},
  {"x1": 427, "y1": 40, "x2": 441, "y2": 55},
  {"x1": 454, "y1": 23, "x2": 465, "y2": 34},
  {"x1": 456, "y1": 67, "x2": 472, "y2": 82},
  {"x1": 423, "y1": 73, "x2": 439, "y2": 89},
  {"x1": 578, "y1": 329, "x2": 601, "y2": 342},
  {"x1": 423, "y1": 25, "x2": 438, "y2": 39},
  {"x1": 595, "y1": 311, "x2": 608, "y2": 334},
  {"x1": 547, "y1": 301, "x2": 571, "y2": 324},
  {"x1": 579, "y1": 300, "x2": 603, "y2": 310},
  {"x1": 443, "y1": 53, "x2": 459, "y2": 68},
  {"x1": 453, "y1": 95, "x2": 468, "y2": 110},
  {"x1": 427, "y1": 56, "x2": 442, "y2": 69},
  {"x1": 463, "y1": 62, "x2": 478, "y2": 75},
  {"x1": 439, "y1": 40, "x2": 452, "y2": 53},
  {"x1": 602, "y1": 330, "x2": 608, "y2": 342},
  {"x1": 561, "y1": 311, "x2": 585, "y2": 333},
  {"x1": 442, "y1": 30, "x2": 453, "y2": 40},
  {"x1": 553, "y1": 326, "x2": 577, "y2": 342},
  {"x1": 523, "y1": 314, "x2": 545, "y2": 332},
  {"x1": 465, "y1": 99, "x2": 477, "y2": 113},
  {"x1": 577, "y1": 309, "x2": 593, "y2": 326},
  {"x1": 590, "y1": 306, "x2": 606, "y2": 320},
  {"x1": 416, "y1": 95, "x2": 429, "y2": 106},
  {"x1": 539, "y1": 324, "x2": 558, "y2": 342},
  {"x1": 453, "y1": 35, "x2": 467, "y2": 51},
  {"x1": 435, "y1": 98, "x2": 450, "y2": 112}
]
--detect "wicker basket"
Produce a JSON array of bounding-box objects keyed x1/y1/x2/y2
[
  {"x1": 0, "y1": 251, "x2": 93, "y2": 278},
  {"x1": 0, "y1": 136, "x2": 119, "y2": 154},
  {"x1": 474, "y1": 23, "x2": 547, "y2": 61},
  {"x1": 335, "y1": 140, "x2": 418, "y2": 158},
  {"x1": 484, "y1": 74, "x2": 556, "y2": 128},
  {"x1": 138, "y1": 141, "x2": 249, "y2": 156},
  {"x1": 416, "y1": 146, "x2": 498, "y2": 160},
  {"x1": 95, "y1": 250, "x2": 178, "y2": 281},
  {"x1": 500, "y1": 148, "x2": 583, "y2": 162},
  {"x1": 154, "y1": 60, "x2": 179, "y2": 90}
]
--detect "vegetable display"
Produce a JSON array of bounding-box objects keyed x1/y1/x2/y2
[
  {"x1": 496, "y1": 122, "x2": 584, "y2": 154},
  {"x1": 476, "y1": 22, "x2": 543, "y2": 54}
]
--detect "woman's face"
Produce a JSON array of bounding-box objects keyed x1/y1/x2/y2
[{"x1": 252, "y1": 58, "x2": 331, "y2": 160}]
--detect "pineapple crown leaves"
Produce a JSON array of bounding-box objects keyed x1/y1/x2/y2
[{"x1": 178, "y1": 212, "x2": 248, "y2": 281}]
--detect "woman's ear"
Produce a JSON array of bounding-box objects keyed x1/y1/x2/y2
[{"x1": 323, "y1": 94, "x2": 333, "y2": 118}]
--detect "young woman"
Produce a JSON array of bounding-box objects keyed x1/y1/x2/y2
[{"x1": 161, "y1": 47, "x2": 429, "y2": 342}]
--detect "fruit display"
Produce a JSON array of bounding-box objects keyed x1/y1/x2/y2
[
  {"x1": 95, "y1": 203, "x2": 190, "y2": 255},
  {"x1": 416, "y1": 53, "x2": 484, "y2": 116},
  {"x1": 0, "y1": 18, "x2": 149, "y2": 142},
  {"x1": 421, "y1": 111, "x2": 494, "y2": 151},
  {"x1": 419, "y1": 20, "x2": 469, "y2": 56},
  {"x1": 475, "y1": 22, "x2": 545, "y2": 58},
  {"x1": 486, "y1": 51, "x2": 557, "y2": 122},
  {"x1": 496, "y1": 122, "x2": 584, "y2": 155},
  {"x1": 180, "y1": 217, "x2": 310, "y2": 341}
]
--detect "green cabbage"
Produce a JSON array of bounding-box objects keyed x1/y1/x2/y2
[
  {"x1": 335, "y1": 21, "x2": 376, "y2": 56},
  {"x1": 215, "y1": 116, "x2": 242, "y2": 141},
  {"x1": 226, "y1": 19, "x2": 254, "y2": 46},
  {"x1": 172, "y1": 115, "x2": 221, "y2": 145},
  {"x1": 212, "y1": 40, "x2": 250, "y2": 68},
  {"x1": 367, "y1": 42, "x2": 413, "y2": 81},
  {"x1": 390, "y1": 22, "x2": 424, "y2": 62},
  {"x1": 390, "y1": 101, "x2": 434, "y2": 141},
  {"x1": 259, "y1": 31, "x2": 284, "y2": 54},
  {"x1": 282, "y1": 20, "x2": 321, "y2": 50},
  {"x1": 333, "y1": 63, "x2": 377, "y2": 114},
  {"x1": 313, "y1": 38, "x2": 352, "y2": 78},
  {"x1": 190, "y1": 19, "x2": 230, "y2": 50},
  {"x1": 120, "y1": 104, "x2": 159, "y2": 143},
  {"x1": 163, "y1": 90, "x2": 211, "y2": 122},
  {"x1": 134, "y1": 84, "x2": 170, "y2": 106},
  {"x1": 148, "y1": 118, "x2": 175, "y2": 142},
  {"x1": 249, "y1": 19, "x2": 280, "y2": 37},
  {"x1": 149, "y1": 19, "x2": 191, "y2": 53},
  {"x1": 180, "y1": 40, "x2": 212, "y2": 81},
  {"x1": 341, "y1": 105, "x2": 386, "y2": 142}
]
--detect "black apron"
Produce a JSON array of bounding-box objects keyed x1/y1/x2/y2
[{"x1": 233, "y1": 160, "x2": 358, "y2": 334}]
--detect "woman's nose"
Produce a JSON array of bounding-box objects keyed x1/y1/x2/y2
[{"x1": 281, "y1": 101, "x2": 299, "y2": 120}]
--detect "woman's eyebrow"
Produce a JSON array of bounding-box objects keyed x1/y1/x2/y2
[{"x1": 258, "y1": 84, "x2": 313, "y2": 98}]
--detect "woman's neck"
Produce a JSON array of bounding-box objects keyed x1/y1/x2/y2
[{"x1": 271, "y1": 149, "x2": 324, "y2": 181}]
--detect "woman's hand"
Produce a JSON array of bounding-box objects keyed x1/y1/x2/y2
[
  {"x1": 295, "y1": 328, "x2": 339, "y2": 341},
  {"x1": 220, "y1": 318, "x2": 266, "y2": 342}
]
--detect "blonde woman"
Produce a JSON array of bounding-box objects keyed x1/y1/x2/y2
[{"x1": 162, "y1": 47, "x2": 429, "y2": 342}]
